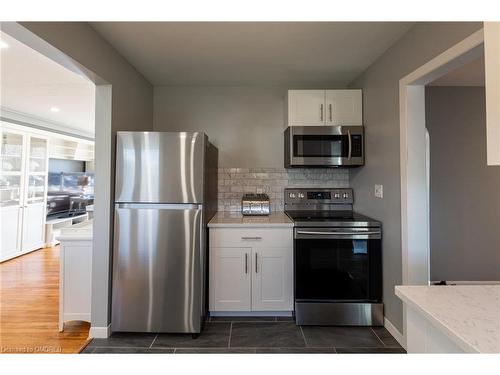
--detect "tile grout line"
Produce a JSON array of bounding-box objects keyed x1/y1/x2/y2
[
  {"x1": 299, "y1": 325, "x2": 308, "y2": 347},
  {"x1": 370, "y1": 327, "x2": 386, "y2": 347},
  {"x1": 228, "y1": 322, "x2": 233, "y2": 348},
  {"x1": 149, "y1": 333, "x2": 159, "y2": 349}
]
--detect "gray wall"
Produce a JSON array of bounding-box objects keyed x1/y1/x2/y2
[
  {"x1": 154, "y1": 86, "x2": 287, "y2": 167},
  {"x1": 154, "y1": 85, "x2": 339, "y2": 167},
  {"x1": 426, "y1": 86, "x2": 500, "y2": 282},
  {"x1": 19, "y1": 22, "x2": 154, "y2": 330},
  {"x1": 348, "y1": 22, "x2": 483, "y2": 332}
]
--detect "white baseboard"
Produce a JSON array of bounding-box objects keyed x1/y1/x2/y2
[
  {"x1": 89, "y1": 324, "x2": 111, "y2": 339},
  {"x1": 384, "y1": 317, "x2": 406, "y2": 350},
  {"x1": 210, "y1": 311, "x2": 293, "y2": 317}
]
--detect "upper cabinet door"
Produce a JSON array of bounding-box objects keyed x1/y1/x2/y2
[
  {"x1": 325, "y1": 89, "x2": 363, "y2": 126},
  {"x1": 25, "y1": 136, "x2": 48, "y2": 205},
  {"x1": 287, "y1": 90, "x2": 326, "y2": 126}
]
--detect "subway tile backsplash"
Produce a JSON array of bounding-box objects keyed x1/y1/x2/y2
[{"x1": 217, "y1": 167, "x2": 349, "y2": 212}]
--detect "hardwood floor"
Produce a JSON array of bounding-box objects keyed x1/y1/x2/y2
[{"x1": 0, "y1": 246, "x2": 90, "y2": 354}]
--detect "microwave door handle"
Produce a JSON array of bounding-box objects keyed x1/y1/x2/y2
[{"x1": 347, "y1": 130, "x2": 352, "y2": 160}]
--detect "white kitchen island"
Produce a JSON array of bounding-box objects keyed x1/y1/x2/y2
[
  {"x1": 57, "y1": 219, "x2": 93, "y2": 331},
  {"x1": 396, "y1": 285, "x2": 500, "y2": 353}
]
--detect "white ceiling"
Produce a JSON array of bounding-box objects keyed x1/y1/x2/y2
[
  {"x1": 91, "y1": 22, "x2": 414, "y2": 86},
  {"x1": 430, "y1": 56, "x2": 485, "y2": 86},
  {"x1": 0, "y1": 31, "x2": 95, "y2": 137}
]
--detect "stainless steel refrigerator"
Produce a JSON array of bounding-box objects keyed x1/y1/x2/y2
[{"x1": 111, "y1": 131, "x2": 218, "y2": 333}]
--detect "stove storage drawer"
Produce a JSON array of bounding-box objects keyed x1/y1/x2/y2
[{"x1": 209, "y1": 228, "x2": 293, "y2": 248}]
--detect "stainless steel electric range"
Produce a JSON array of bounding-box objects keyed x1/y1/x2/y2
[{"x1": 284, "y1": 188, "x2": 383, "y2": 326}]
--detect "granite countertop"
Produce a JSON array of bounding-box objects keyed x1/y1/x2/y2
[
  {"x1": 57, "y1": 219, "x2": 93, "y2": 241},
  {"x1": 395, "y1": 285, "x2": 500, "y2": 353},
  {"x1": 208, "y1": 211, "x2": 294, "y2": 228}
]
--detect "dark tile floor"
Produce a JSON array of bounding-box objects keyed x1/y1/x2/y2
[{"x1": 81, "y1": 316, "x2": 406, "y2": 354}]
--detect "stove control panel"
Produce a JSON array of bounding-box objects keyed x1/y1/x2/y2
[{"x1": 285, "y1": 188, "x2": 353, "y2": 205}]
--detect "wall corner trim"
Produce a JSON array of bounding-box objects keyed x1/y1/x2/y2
[
  {"x1": 384, "y1": 317, "x2": 406, "y2": 350},
  {"x1": 89, "y1": 324, "x2": 111, "y2": 339}
]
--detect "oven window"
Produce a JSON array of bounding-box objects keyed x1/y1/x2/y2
[
  {"x1": 293, "y1": 135, "x2": 348, "y2": 157},
  {"x1": 295, "y1": 238, "x2": 378, "y2": 301}
]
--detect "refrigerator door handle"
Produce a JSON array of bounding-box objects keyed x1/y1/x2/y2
[{"x1": 115, "y1": 203, "x2": 202, "y2": 210}]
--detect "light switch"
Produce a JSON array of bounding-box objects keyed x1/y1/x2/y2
[{"x1": 375, "y1": 184, "x2": 383, "y2": 198}]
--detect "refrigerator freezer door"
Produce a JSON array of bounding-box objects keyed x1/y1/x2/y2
[
  {"x1": 115, "y1": 132, "x2": 205, "y2": 203},
  {"x1": 112, "y1": 203, "x2": 204, "y2": 333}
]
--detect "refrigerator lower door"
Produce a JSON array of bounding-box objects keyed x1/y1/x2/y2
[{"x1": 112, "y1": 203, "x2": 204, "y2": 333}]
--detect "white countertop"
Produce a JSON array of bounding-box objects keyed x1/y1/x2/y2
[
  {"x1": 395, "y1": 285, "x2": 500, "y2": 353},
  {"x1": 208, "y1": 211, "x2": 294, "y2": 228},
  {"x1": 46, "y1": 212, "x2": 88, "y2": 225},
  {"x1": 57, "y1": 219, "x2": 93, "y2": 241}
]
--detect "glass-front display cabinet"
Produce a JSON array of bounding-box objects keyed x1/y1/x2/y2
[{"x1": 1, "y1": 124, "x2": 48, "y2": 261}]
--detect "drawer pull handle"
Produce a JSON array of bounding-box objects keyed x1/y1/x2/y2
[
  {"x1": 241, "y1": 236, "x2": 262, "y2": 240},
  {"x1": 255, "y1": 252, "x2": 258, "y2": 273},
  {"x1": 245, "y1": 253, "x2": 248, "y2": 274}
]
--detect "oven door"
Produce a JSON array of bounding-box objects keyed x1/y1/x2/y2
[
  {"x1": 294, "y1": 227, "x2": 381, "y2": 302},
  {"x1": 285, "y1": 126, "x2": 364, "y2": 167}
]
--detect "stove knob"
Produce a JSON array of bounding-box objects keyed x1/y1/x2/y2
[
  {"x1": 343, "y1": 193, "x2": 349, "y2": 199},
  {"x1": 289, "y1": 192, "x2": 296, "y2": 199},
  {"x1": 298, "y1": 192, "x2": 305, "y2": 199},
  {"x1": 334, "y1": 193, "x2": 340, "y2": 199}
]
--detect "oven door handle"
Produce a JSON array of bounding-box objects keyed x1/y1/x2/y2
[
  {"x1": 296, "y1": 230, "x2": 380, "y2": 236},
  {"x1": 347, "y1": 129, "x2": 352, "y2": 160}
]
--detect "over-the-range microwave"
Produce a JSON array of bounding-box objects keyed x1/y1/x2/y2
[{"x1": 284, "y1": 126, "x2": 364, "y2": 168}]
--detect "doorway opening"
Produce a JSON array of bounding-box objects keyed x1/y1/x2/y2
[
  {"x1": 425, "y1": 56, "x2": 500, "y2": 284},
  {"x1": 399, "y1": 29, "x2": 486, "y2": 344},
  {"x1": 0, "y1": 24, "x2": 112, "y2": 352}
]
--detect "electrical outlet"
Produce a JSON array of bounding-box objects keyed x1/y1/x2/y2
[
  {"x1": 375, "y1": 184, "x2": 383, "y2": 198},
  {"x1": 256, "y1": 188, "x2": 263, "y2": 194}
]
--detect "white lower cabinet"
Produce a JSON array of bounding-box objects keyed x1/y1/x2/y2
[{"x1": 209, "y1": 227, "x2": 293, "y2": 313}]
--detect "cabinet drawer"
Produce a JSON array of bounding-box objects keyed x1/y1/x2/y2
[{"x1": 210, "y1": 227, "x2": 293, "y2": 248}]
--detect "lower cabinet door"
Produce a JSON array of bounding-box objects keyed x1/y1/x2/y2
[
  {"x1": 252, "y1": 247, "x2": 293, "y2": 311},
  {"x1": 209, "y1": 247, "x2": 251, "y2": 311},
  {"x1": 21, "y1": 202, "x2": 45, "y2": 252},
  {"x1": 0, "y1": 206, "x2": 22, "y2": 261}
]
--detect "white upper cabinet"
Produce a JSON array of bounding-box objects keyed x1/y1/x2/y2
[
  {"x1": 287, "y1": 89, "x2": 363, "y2": 127},
  {"x1": 325, "y1": 89, "x2": 363, "y2": 126},
  {"x1": 287, "y1": 90, "x2": 326, "y2": 126}
]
